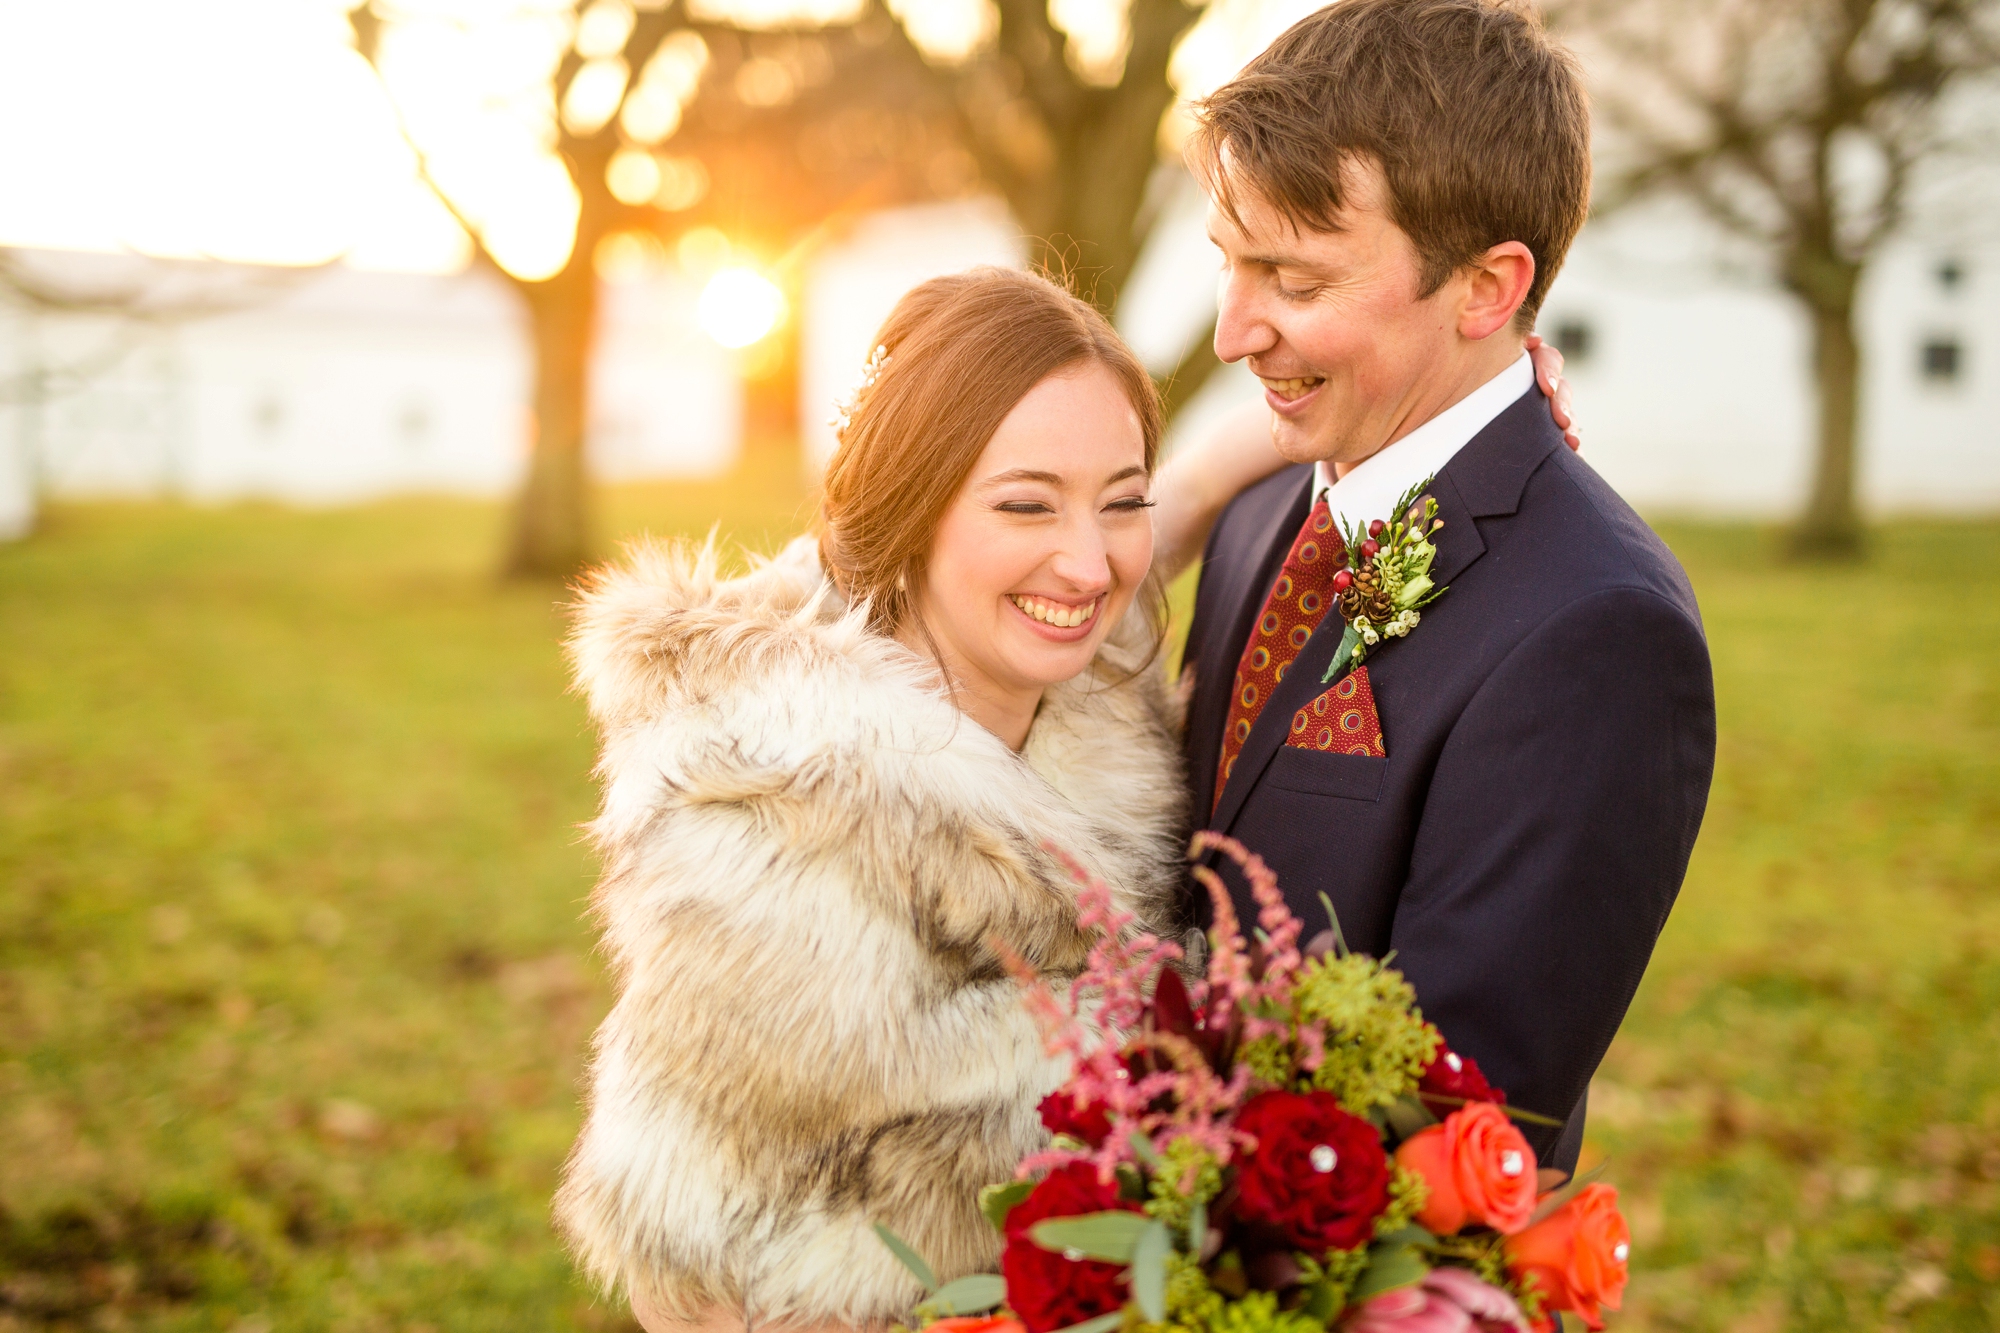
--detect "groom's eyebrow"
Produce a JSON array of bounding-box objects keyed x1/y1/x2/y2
[
  {"x1": 1207, "y1": 224, "x2": 1333, "y2": 274},
  {"x1": 1206, "y1": 222, "x2": 1280, "y2": 265}
]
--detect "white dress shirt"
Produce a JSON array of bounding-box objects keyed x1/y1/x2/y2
[{"x1": 1312, "y1": 352, "x2": 1536, "y2": 538}]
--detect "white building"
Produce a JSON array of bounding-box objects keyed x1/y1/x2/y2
[
  {"x1": 0, "y1": 249, "x2": 740, "y2": 537},
  {"x1": 5, "y1": 182, "x2": 1994, "y2": 544}
]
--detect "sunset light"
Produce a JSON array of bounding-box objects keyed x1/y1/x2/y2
[
  {"x1": 697, "y1": 266, "x2": 786, "y2": 348},
  {"x1": 0, "y1": 0, "x2": 1309, "y2": 274}
]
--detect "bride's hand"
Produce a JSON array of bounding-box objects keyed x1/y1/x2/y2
[{"x1": 1525, "y1": 334, "x2": 1581, "y2": 453}]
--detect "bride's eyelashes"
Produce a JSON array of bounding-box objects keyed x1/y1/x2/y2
[{"x1": 990, "y1": 495, "x2": 1155, "y2": 516}]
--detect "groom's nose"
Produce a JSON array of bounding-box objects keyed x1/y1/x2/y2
[{"x1": 1213, "y1": 270, "x2": 1278, "y2": 365}]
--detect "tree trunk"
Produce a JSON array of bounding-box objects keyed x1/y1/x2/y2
[
  {"x1": 505, "y1": 258, "x2": 597, "y2": 579},
  {"x1": 1792, "y1": 273, "x2": 1864, "y2": 559}
]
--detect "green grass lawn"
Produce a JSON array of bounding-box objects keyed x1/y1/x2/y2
[{"x1": 0, "y1": 479, "x2": 1995, "y2": 1332}]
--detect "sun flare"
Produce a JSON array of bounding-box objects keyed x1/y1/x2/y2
[{"x1": 698, "y1": 266, "x2": 787, "y2": 348}]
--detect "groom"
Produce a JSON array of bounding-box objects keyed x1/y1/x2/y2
[{"x1": 1179, "y1": 0, "x2": 1716, "y2": 1173}]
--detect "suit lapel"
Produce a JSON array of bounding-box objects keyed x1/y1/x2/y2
[
  {"x1": 1207, "y1": 388, "x2": 1562, "y2": 835},
  {"x1": 1429, "y1": 388, "x2": 1559, "y2": 584}
]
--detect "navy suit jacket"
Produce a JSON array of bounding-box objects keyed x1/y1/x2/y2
[{"x1": 1181, "y1": 388, "x2": 1717, "y2": 1171}]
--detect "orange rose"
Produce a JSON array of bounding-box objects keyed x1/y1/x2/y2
[
  {"x1": 1504, "y1": 1183, "x2": 1630, "y2": 1331},
  {"x1": 1393, "y1": 1102, "x2": 1539, "y2": 1235}
]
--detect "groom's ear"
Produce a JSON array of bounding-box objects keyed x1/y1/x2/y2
[{"x1": 1455, "y1": 241, "x2": 1537, "y2": 343}]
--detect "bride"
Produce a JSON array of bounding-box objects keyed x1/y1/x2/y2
[{"x1": 553, "y1": 267, "x2": 1572, "y2": 1332}]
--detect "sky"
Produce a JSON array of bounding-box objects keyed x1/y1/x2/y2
[{"x1": 0, "y1": 0, "x2": 1322, "y2": 278}]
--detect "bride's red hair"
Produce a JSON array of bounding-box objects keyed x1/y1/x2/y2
[{"x1": 817, "y1": 267, "x2": 1163, "y2": 633}]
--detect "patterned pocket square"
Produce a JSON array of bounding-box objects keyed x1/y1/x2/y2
[{"x1": 1286, "y1": 666, "x2": 1387, "y2": 757}]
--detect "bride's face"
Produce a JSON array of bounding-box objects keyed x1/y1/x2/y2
[{"x1": 913, "y1": 361, "x2": 1153, "y2": 712}]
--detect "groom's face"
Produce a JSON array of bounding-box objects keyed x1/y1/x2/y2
[{"x1": 1209, "y1": 157, "x2": 1467, "y2": 469}]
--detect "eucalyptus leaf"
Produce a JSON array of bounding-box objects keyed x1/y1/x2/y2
[
  {"x1": 1382, "y1": 1096, "x2": 1436, "y2": 1140},
  {"x1": 932, "y1": 1274, "x2": 1008, "y2": 1315},
  {"x1": 980, "y1": 1179, "x2": 1034, "y2": 1233},
  {"x1": 1188, "y1": 1197, "x2": 1207, "y2": 1254},
  {"x1": 1127, "y1": 1132, "x2": 1163, "y2": 1169},
  {"x1": 873, "y1": 1224, "x2": 938, "y2": 1294},
  {"x1": 1050, "y1": 1313, "x2": 1127, "y2": 1333},
  {"x1": 1370, "y1": 1225, "x2": 1432, "y2": 1250},
  {"x1": 1030, "y1": 1211, "x2": 1153, "y2": 1263},
  {"x1": 1131, "y1": 1221, "x2": 1171, "y2": 1323},
  {"x1": 1349, "y1": 1243, "x2": 1428, "y2": 1302}
]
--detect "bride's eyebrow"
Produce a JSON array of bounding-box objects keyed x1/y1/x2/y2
[{"x1": 980, "y1": 468, "x2": 1064, "y2": 487}]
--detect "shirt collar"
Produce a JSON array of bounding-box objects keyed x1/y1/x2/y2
[{"x1": 1312, "y1": 352, "x2": 1535, "y2": 538}]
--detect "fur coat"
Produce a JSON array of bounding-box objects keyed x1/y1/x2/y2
[{"x1": 554, "y1": 537, "x2": 1187, "y2": 1327}]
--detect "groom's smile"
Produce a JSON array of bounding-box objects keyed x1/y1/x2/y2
[{"x1": 1259, "y1": 375, "x2": 1324, "y2": 404}]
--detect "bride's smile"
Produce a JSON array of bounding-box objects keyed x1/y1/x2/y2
[{"x1": 1006, "y1": 592, "x2": 1099, "y2": 633}]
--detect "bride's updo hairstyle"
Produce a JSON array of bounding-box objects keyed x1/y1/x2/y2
[{"x1": 818, "y1": 266, "x2": 1163, "y2": 633}]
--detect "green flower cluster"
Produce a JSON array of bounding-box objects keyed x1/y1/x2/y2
[
  {"x1": 1145, "y1": 1140, "x2": 1224, "y2": 1235},
  {"x1": 1233, "y1": 1032, "x2": 1296, "y2": 1090},
  {"x1": 1156, "y1": 1256, "x2": 1325, "y2": 1333},
  {"x1": 1373, "y1": 1164, "x2": 1431, "y2": 1239},
  {"x1": 1294, "y1": 1248, "x2": 1369, "y2": 1320},
  {"x1": 1291, "y1": 955, "x2": 1441, "y2": 1114}
]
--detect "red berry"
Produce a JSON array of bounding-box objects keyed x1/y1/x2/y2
[
  {"x1": 1332, "y1": 569, "x2": 1354, "y2": 593},
  {"x1": 1368, "y1": 519, "x2": 1386, "y2": 538},
  {"x1": 1361, "y1": 538, "x2": 1380, "y2": 561}
]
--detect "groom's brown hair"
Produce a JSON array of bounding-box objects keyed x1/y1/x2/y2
[{"x1": 1191, "y1": 0, "x2": 1589, "y2": 328}]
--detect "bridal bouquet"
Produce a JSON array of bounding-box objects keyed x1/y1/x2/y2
[{"x1": 879, "y1": 835, "x2": 1630, "y2": 1333}]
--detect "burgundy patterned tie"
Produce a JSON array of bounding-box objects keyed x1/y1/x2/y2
[{"x1": 1213, "y1": 496, "x2": 1345, "y2": 811}]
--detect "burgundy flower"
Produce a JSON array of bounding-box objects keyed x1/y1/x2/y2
[
  {"x1": 1038, "y1": 1090, "x2": 1113, "y2": 1146},
  {"x1": 1234, "y1": 1090, "x2": 1390, "y2": 1253},
  {"x1": 1001, "y1": 1163, "x2": 1139, "y2": 1333},
  {"x1": 1420, "y1": 1039, "x2": 1505, "y2": 1110}
]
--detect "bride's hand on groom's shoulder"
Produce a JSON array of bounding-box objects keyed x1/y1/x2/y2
[{"x1": 1525, "y1": 334, "x2": 1582, "y2": 454}]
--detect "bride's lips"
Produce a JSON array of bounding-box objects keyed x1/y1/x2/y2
[
  {"x1": 1007, "y1": 592, "x2": 1102, "y2": 641},
  {"x1": 1259, "y1": 373, "x2": 1324, "y2": 416}
]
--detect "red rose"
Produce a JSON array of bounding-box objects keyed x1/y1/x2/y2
[
  {"x1": 1001, "y1": 1163, "x2": 1139, "y2": 1333},
  {"x1": 1233, "y1": 1090, "x2": 1391, "y2": 1253},
  {"x1": 1420, "y1": 1039, "x2": 1505, "y2": 1110},
  {"x1": 1038, "y1": 1090, "x2": 1113, "y2": 1146}
]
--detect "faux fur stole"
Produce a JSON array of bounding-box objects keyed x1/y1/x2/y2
[{"x1": 557, "y1": 536, "x2": 1188, "y2": 1326}]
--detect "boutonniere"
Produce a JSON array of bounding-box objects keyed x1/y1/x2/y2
[{"x1": 1322, "y1": 475, "x2": 1449, "y2": 683}]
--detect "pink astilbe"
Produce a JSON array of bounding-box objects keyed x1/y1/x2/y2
[
  {"x1": 1189, "y1": 833, "x2": 1315, "y2": 1057},
  {"x1": 1009, "y1": 846, "x2": 1258, "y2": 1180}
]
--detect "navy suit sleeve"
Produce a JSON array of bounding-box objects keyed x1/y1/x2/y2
[{"x1": 1388, "y1": 585, "x2": 1716, "y2": 1168}]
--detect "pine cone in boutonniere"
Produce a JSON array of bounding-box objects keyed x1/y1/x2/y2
[{"x1": 1322, "y1": 477, "x2": 1450, "y2": 684}]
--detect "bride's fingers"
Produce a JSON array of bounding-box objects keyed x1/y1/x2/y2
[
  {"x1": 1557, "y1": 394, "x2": 1581, "y2": 452},
  {"x1": 1527, "y1": 336, "x2": 1582, "y2": 452},
  {"x1": 1526, "y1": 334, "x2": 1566, "y2": 400}
]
